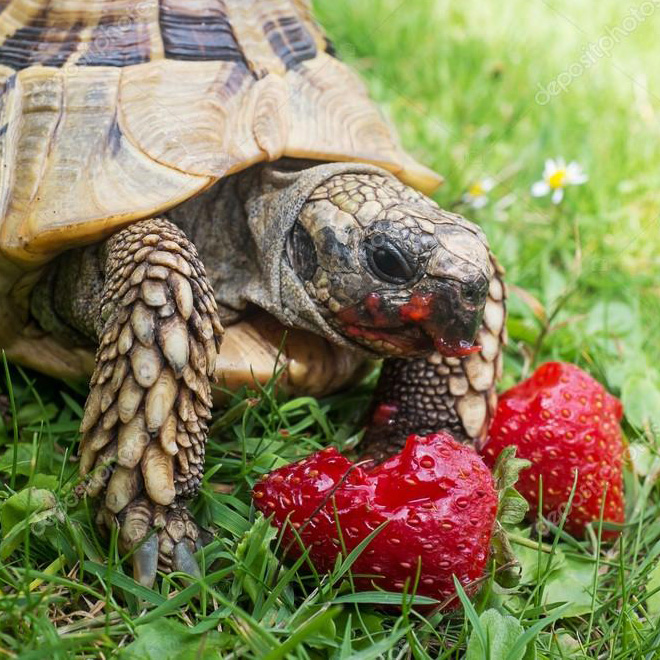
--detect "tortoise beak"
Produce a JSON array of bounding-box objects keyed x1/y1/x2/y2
[{"x1": 418, "y1": 278, "x2": 488, "y2": 358}]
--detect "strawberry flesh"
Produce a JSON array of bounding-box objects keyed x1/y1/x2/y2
[
  {"x1": 481, "y1": 361, "x2": 625, "y2": 539},
  {"x1": 253, "y1": 433, "x2": 498, "y2": 606}
]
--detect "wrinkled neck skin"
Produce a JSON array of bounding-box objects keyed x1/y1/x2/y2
[{"x1": 168, "y1": 160, "x2": 387, "y2": 357}]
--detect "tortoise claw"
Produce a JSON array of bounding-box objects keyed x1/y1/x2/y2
[
  {"x1": 173, "y1": 541, "x2": 201, "y2": 578},
  {"x1": 133, "y1": 534, "x2": 159, "y2": 588},
  {"x1": 109, "y1": 497, "x2": 204, "y2": 587}
]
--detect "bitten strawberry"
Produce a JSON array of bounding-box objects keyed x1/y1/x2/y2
[
  {"x1": 481, "y1": 361, "x2": 625, "y2": 539},
  {"x1": 252, "y1": 433, "x2": 498, "y2": 606}
]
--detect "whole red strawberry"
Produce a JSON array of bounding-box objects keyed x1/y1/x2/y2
[
  {"x1": 253, "y1": 433, "x2": 498, "y2": 606},
  {"x1": 481, "y1": 361, "x2": 624, "y2": 539}
]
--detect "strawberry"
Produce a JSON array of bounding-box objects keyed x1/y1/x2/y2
[
  {"x1": 252, "y1": 433, "x2": 498, "y2": 607},
  {"x1": 481, "y1": 361, "x2": 625, "y2": 539}
]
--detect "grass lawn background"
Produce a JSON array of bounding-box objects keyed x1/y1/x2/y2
[{"x1": 2, "y1": 0, "x2": 660, "y2": 657}]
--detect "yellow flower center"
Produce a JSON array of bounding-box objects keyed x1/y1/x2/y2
[
  {"x1": 548, "y1": 169, "x2": 567, "y2": 189},
  {"x1": 468, "y1": 182, "x2": 485, "y2": 197}
]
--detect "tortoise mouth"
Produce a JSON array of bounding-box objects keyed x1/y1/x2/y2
[
  {"x1": 334, "y1": 288, "x2": 483, "y2": 358},
  {"x1": 340, "y1": 322, "x2": 481, "y2": 358},
  {"x1": 340, "y1": 322, "x2": 444, "y2": 357},
  {"x1": 339, "y1": 321, "x2": 432, "y2": 356}
]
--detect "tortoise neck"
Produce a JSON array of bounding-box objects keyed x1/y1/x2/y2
[
  {"x1": 167, "y1": 161, "x2": 387, "y2": 355},
  {"x1": 30, "y1": 245, "x2": 105, "y2": 346}
]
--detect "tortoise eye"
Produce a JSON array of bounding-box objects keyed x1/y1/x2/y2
[{"x1": 365, "y1": 236, "x2": 416, "y2": 284}]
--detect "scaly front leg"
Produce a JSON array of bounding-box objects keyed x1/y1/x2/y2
[
  {"x1": 361, "y1": 259, "x2": 506, "y2": 461},
  {"x1": 78, "y1": 219, "x2": 223, "y2": 586}
]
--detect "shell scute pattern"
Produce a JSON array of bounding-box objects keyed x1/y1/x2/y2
[
  {"x1": 0, "y1": 0, "x2": 441, "y2": 270},
  {"x1": 0, "y1": 0, "x2": 321, "y2": 72}
]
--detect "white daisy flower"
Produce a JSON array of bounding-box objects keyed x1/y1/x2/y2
[
  {"x1": 531, "y1": 158, "x2": 588, "y2": 204},
  {"x1": 462, "y1": 177, "x2": 495, "y2": 209}
]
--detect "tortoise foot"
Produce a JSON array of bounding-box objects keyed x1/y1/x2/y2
[{"x1": 99, "y1": 497, "x2": 203, "y2": 587}]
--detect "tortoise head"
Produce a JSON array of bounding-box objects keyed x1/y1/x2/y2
[{"x1": 286, "y1": 171, "x2": 493, "y2": 358}]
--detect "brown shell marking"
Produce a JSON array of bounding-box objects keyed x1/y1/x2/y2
[
  {"x1": 0, "y1": 2, "x2": 83, "y2": 70},
  {"x1": 159, "y1": 0, "x2": 248, "y2": 64},
  {"x1": 0, "y1": 1, "x2": 155, "y2": 71},
  {"x1": 81, "y1": 5, "x2": 153, "y2": 67},
  {"x1": 0, "y1": 0, "x2": 441, "y2": 269},
  {"x1": 263, "y1": 12, "x2": 317, "y2": 70}
]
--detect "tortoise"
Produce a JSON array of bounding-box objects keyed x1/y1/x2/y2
[{"x1": 0, "y1": 0, "x2": 507, "y2": 586}]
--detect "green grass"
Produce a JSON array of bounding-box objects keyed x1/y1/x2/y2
[{"x1": 2, "y1": 0, "x2": 660, "y2": 657}]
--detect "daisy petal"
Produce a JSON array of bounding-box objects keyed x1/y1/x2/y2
[
  {"x1": 482, "y1": 178, "x2": 496, "y2": 192},
  {"x1": 531, "y1": 181, "x2": 550, "y2": 197},
  {"x1": 552, "y1": 188, "x2": 564, "y2": 204},
  {"x1": 567, "y1": 162, "x2": 588, "y2": 184},
  {"x1": 472, "y1": 196, "x2": 488, "y2": 209}
]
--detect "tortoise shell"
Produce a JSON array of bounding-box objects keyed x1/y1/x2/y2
[
  {"x1": 0, "y1": 0, "x2": 441, "y2": 267},
  {"x1": 0, "y1": 0, "x2": 441, "y2": 394}
]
